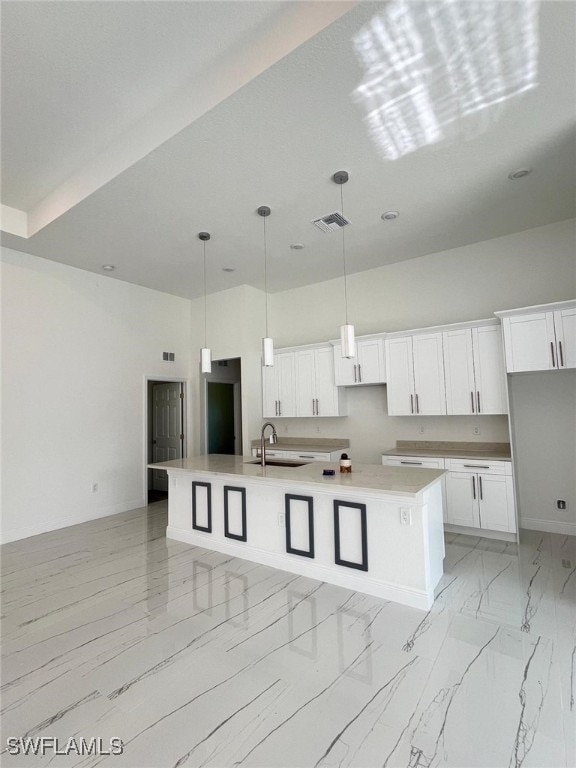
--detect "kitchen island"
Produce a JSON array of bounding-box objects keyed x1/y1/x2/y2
[{"x1": 149, "y1": 455, "x2": 446, "y2": 609}]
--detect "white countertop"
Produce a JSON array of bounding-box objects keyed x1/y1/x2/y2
[{"x1": 149, "y1": 455, "x2": 446, "y2": 497}]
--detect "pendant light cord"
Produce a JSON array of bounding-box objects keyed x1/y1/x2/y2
[
  {"x1": 263, "y1": 215, "x2": 269, "y2": 337},
  {"x1": 340, "y1": 184, "x2": 349, "y2": 325},
  {"x1": 203, "y1": 240, "x2": 207, "y2": 347}
]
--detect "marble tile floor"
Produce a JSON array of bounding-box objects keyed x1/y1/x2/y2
[{"x1": 1, "y1": 502, "x2": 574, "y2": 768}]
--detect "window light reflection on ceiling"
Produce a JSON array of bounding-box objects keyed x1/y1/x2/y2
[{"x1": 352, "y1": 0, "x2": 539, "y2": 160}]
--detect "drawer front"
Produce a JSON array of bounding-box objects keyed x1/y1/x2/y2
[
  {"x1": 382, "y1": 455, "x2": 445, "y2": 470},
  {"x1": 285, "y1": 451, "x2": 332, "y2": 462},
  {"x1": 445, "y1": 458, "x2": 512, "y2": 475},
  {"x1": 251, "y1": 449, "x2": 288, "y2": 459}
]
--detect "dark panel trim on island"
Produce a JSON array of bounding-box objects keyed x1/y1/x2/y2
[
  {"x1": 333, "y1": 500, "x2": 368, "y2": 571},
  {"x1": 224, "y1": 486, "x2": 247, "y2": 542},
  {"x1": 192, "y1": 481, "x2": 212, "y2": 532},
  {"x1": 285, "y1": 494, "x2": 315, "y2": 558}
]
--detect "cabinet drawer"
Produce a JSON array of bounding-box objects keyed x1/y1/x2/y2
[
  {"x1": 286, "y1": 451, "x2": 332, "y2": 462},
  {"x1": 251, "y1": 449, "x2": 288, "y2": 459},
  {"x1": 445, "y1": 458, "x2": 512, "y2": 475},
  {"x1": 382, "y1": 455, "x2": 445, "y2": 470}
]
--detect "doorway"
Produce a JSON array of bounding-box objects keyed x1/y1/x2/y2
[
  {"x1": 147, "y1": 380, "x2": 185, "y2": 503},
  {"x1": 204, "y1": 358, "x2": 242, "y2": 455}
]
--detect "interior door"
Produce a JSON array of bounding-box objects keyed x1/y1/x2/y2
[
  {"x1": 152, "y1": 382, "x2": 183, "y2": 491},
  {"x1": 207, "y1": 382, "x2": 235, "y2": 454}
]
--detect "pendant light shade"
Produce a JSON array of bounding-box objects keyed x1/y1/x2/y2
[
  {"x1": 198, "y1": 231, "x2": 212, "y2": 374},
  {"x1": 334, "y1": 170, "x2": 356, "y2": 359},
  {"x1": 258, "y1": 205, "x2": 274, "y2": 367},
  {"x1": 341, "y1": 322, "x2": 356, "y2": 359}
]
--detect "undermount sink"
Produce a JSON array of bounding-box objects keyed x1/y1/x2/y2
[{"x1": 246, "y1": 459, "x2": 310, "y2": 468}]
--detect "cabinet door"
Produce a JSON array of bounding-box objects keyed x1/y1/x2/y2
[
  {"x1": 554, "y1": 308, "x2": 576, "y2": 369},
  {"x1": 262, "y1": 364, "x2": 278, "y2": 418},
  {"x1": 357, "y1": 339, "x2": 386, "y2": 384},
  {"x1": 444, "y1": 328, "x2": 476, "y2": 415},
  {"x1": 314, "y1": 347, "x2": 340, "y2": 416},
  {"x1": 276, "y1": 352, "x2": 296, "y2": 417},
  {"x1": 294, "y1": 350, "x2": 316, "y2": 417},
  {"x1": 412, "y1": 333, "x2": 446, "y2": 415},
  {"x1": 445, "y1": 472, "x2": 480, "y2": 527},
  {"x1": 478, "y1": 474, "x2": 515, "y2": 532},
  {"x1": 385, "y1": 337, "x2": 415, "y2": 415},
  {"x1": 333, "y1": 343, "x2": 357, "y2": 386},
  {"x1": 472, "y1": 325, "x2": 508, "y2": 414},
  {"x1": 502, "y1": 312, "x2": 556, "y2": 372}
]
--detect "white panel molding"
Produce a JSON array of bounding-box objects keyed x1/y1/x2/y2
[{"x1": 0, "y1": 497, "x2": 146, "y2": 545}]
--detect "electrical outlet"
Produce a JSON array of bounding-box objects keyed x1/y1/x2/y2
[
  {"x1": 91, "y1": 483, "x2": 98, "y2": 493},
  {"x1": 557, "y1": 499, "x2": 567, "y2": 510},
  {"x1": 418, "y1": 424, "x2": 425, "y2": 434},
  {"x1": 400, "y1": 507, "x2": 412, "y2": 526},
  {"x1": 473, "y1": 425, "x2": 481, "y2": 436},
  {"x1": 278, "y1": 512, "x2": 285, "y2": 527}
]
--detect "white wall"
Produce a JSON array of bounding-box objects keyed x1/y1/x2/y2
[
  {"x1": 509, "y1": 369, "x2": 576, "y2": 535},
  {"x1": 0, "y1": 247, "x2": 191, "y2": 543}
]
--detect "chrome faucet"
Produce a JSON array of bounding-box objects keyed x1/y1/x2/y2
[{"x1": 260, "y1": 422, "x2": 278, "y2": 467}]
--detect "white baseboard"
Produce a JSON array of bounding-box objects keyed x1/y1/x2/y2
[
  {"x1": 519, "y1": 517, "x2": 576, "y2": 536},
  {"x1": 0, "y1": 497, "x2": 146, "y2": 544},
  {"x1": 444, "y1": 524, "x2": 517, "y2": 543},
  {"x1": 167, "y1": 525, "x2": 434, "y2": 610}
]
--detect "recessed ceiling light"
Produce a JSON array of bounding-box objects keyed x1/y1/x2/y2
[
  {"x1": 381, "y1": 210, "x2": 399, "y2": 221},
  {"x1": 222, "y1": 267, "x2": 235, "y2": 273},
  {"x1": 290, "y1": 243, "x2": 305, "y2": 250},
  {"x1": 508, "y1": 168, "x2": 532, "y2": 180},
  {"x1": 101, "y1": 264, "x2": 115, "y2": 271}
]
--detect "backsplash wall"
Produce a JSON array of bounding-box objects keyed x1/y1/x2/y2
[{"x1": 276, "y1": 386, "x2": 510, "y2": 464}]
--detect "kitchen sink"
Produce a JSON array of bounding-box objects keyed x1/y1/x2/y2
[{"x1": 246, "y1": 460, "x2": 310, "y2": 468}]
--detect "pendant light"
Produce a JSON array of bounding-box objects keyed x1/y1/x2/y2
[
  {"x1": 334, "y1": 170, "x2": 356, "y2": 358},
  {"x1": 258, "y1": 205, "x2": 274, "y2": 367},
  {"x1": 198, "y1": 231, "x2": 211, "y2": 374}
]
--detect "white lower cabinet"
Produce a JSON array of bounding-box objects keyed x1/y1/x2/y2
[
  {"x1": 445, "y1": 459, "x2": 516, "y2": 533},
  {"x1": 382, "y1": 454, "x2": 517, "y2": 535}
]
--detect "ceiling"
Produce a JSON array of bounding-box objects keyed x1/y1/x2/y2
[{"x1": 1, "y1": 0, "x2": 575, "y2": 299}]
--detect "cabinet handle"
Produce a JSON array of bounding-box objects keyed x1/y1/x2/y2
[
  {"x1": 463, "y1": 464, "x2": 490, "y2": 469},
  {"x1": 279, "y1": 400, "x2": 281, "y2": 416},
  {"x1": 312, "y1": 398, "x2": 315, "y2": 415},
  {"x1": 315, "y1": 398, "x2": 319, "y2": 415},
  {"x1": 358, "y1": 364, "x2": 362, "y2": 382},
  {"x1": 354, "y1": 364, "x2": 357, "y2": 383},
  {"x1": 472, "y1": 476, "x2": 476, "y2": 500},
  {"x1": 551, "y1": 341, "x2": 556, "y2": 368},
  {"x1": 479, "y1": 475, "x2": 483, "y2": 500},
  {"x1": 275, "y1": 400, "x2": 278, "y2": 416},
  {"x1": 476, "y1": 391, "x2": 481, "y2": 413},
  {"x1": 415, "y1": 393, "x2": 420, "y2": 414},
  {"x1": 410, "y1": 394, "x2": 414, "y2": 414},
  {"x1": 470, "y1": 392, "x2": 475, "y2": 413},
  {"x1": 298, "y1": 455, "x2": 315, "y2": 459},
  {"x1": 559, "y1": 341, "x2": 565, "y2": 367},
  {"x1": 400, "y1": 460, "x2": 423, "y2": 465}
]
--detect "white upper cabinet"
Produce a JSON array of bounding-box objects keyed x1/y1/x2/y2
[
  {"x1": 333, "y1": 336, "x2": 386, "y2": 386},
  {"x1": 385, "y1": 332, "x2": 446, "y2": 415},
  {"x1": 496, "y1": 301, "x2": 576, "y2": 373},
  {"x1": 262, "y1": 352, "x2": 296, "y2": 418},
  {"x1": 444, "y1": 323, "x2": 507, "y2": 415},
  {"x1": 295, "y1": 346, "x2": 343, "y2": 417}
]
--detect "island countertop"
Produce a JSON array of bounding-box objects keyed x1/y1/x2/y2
[{"x1": 149, "y1": 454, "x2": 446, "y2": 497}]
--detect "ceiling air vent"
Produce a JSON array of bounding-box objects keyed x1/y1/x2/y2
[{"x1": 311, "y1": 211, "x2": 351, "y2": 233}]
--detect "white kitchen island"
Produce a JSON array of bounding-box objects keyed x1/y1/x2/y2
[{"x1": 149, "y1": 455, "x2": 447, "y2": 610}]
